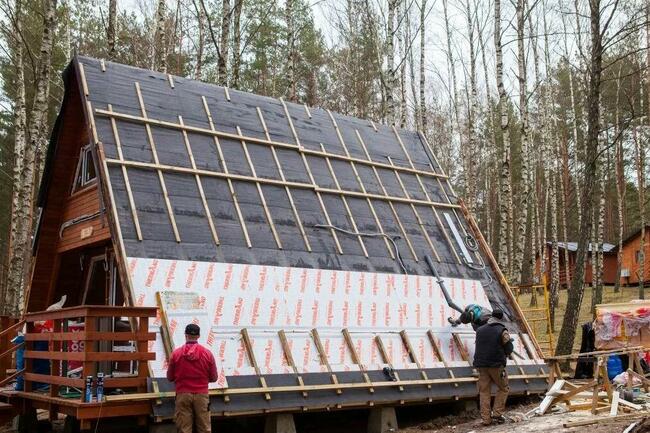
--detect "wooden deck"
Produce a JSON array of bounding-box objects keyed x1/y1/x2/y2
[{"x1": 2, "y1": 305, "x2": 156, "y2": 430}]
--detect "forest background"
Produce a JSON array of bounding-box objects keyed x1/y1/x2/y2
[{"x1": 0, "y1": 0, "x2": 648, "y2": 354}]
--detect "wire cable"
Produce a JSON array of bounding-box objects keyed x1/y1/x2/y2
[
  {"x1": 59, "y1": 211, "x2": 101, "y2": 238},
  {"x1": 313, "y1": 224, "x2": 408, "y2": 274}
]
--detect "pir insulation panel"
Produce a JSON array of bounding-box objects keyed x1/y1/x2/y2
[{"x1": 39, "y1": 57, "x2": 549, "y2": 413}]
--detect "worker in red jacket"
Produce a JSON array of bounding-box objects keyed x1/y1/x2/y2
[{"x1": 167, "y1": 324, "x2": 219, "y2": 433}]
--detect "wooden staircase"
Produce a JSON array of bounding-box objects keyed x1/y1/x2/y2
[{"x1": 0, "y1": 317, "x2": 24, "y2": 387}]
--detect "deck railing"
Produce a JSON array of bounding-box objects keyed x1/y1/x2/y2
[
  {"x1": 0, "y1": 316, "x2": 23, "y2": 387},
  {"x1": 22, "y1": 306, "x2": 156, "y2": 401}
]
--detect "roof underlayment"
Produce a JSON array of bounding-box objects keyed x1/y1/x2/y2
[{"x1": 65, "y1": 57, "x2": 547, "y2": 414}]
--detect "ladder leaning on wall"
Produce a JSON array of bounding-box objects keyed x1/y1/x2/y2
[{"x1": 510, "y1": 277, "x2": 555, "y2": 356}]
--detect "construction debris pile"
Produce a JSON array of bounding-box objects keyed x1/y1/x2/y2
[{"x1": 528, "y1": 346, "x2": 650, "y2": 429}]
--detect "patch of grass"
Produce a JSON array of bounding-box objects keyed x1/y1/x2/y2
[{"x1": 516, "y1": 285, "x2": 642, "y2": 354}]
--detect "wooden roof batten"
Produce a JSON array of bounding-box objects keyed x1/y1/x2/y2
[{"x1": 76, "y1": 56, "x2": 505, "y2": 283}]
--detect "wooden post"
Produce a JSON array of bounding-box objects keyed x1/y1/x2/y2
[{"x1": 82, "y1": 317, "x2": 96, "y2": 401}]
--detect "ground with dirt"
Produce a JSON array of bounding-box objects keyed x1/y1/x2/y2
[{"x1": 398, "y1": 406, "x2": 638, "y2": 433}]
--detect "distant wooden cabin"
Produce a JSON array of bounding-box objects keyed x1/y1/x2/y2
[
  {"x1": 620, "y1": 225, "x2": 650, "y2": 286},
  {"x1": 536, "y1": 242, "x2": 617, "y2": 287}
]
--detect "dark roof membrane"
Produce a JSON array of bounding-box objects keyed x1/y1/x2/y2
[{"x1": 74, "y1": 56, "x2": 516, "y2": 321}]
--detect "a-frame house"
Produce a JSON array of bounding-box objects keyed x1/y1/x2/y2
[{"x1": 10, "y1": 57, "x2": 547, "y2": 426}]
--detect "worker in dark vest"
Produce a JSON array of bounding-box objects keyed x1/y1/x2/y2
[
  {"x1": 448, "y1": 304, "x2": 492, "y2": 331},
  {"x1": 473, "y1": 309, "x2": 513, "y2": 426},
  {"x1": 167, "y1": 324, "x2": 219, "y2": 433}
]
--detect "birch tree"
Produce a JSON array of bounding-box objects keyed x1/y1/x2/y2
[
  {"x1": 107, "y1": 0, "x2": 117, "y2": 59},
  {"x1": 5, "y1": 0, "x2": 27, "y2": 317},
  {"x1": 193, "y1": 0, "x2": 205, "y2": 79},
  {"x1": 464, "y1": 0, "x2": 478, "y2": 214},
  {"x1": 512, "y1": 0, "x2": 530, "y2": 284},
  {"x1": 231, "y1": 0, "x2": 243, "y2": 88},
  {"x1": 614, "y1": 66, "x2": 625, "y2": 293},
  {"x1": 153, "y1": 0, "x2": 167, "y2": 72},
  {"x1": 218, "y1": 0, "x2": 231, "y2": 86},
  {"x1": 286, "y1": 0, "x2": 296, "y2": 101},
  {"x1": 494, "y1": 0, "x2": 513, "y2": 278},
  {"x1": 386, "y1": 0, "x2": 398, "y2": 123},
  {"x1": 419, "y1": 0, "x2": 426, "y2": 130}
]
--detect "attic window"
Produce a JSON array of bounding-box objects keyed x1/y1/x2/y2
[{"x1": 72, "y1": 144, "x2": 97, "y2": 192}]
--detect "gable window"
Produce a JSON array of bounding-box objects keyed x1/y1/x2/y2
[{"x1": 72, "y1": 144, "x2": 97, "y2": 192}]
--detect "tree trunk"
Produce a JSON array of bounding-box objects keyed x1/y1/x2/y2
[
  {"x1": 512, "y1": 0, "x2": 530, "y2": 284},
  {"x1": 556, "y1": 0, "x2": 602, "y2": 356},
  {"x1": 218, "y1": 0, "x2": 231, "y2": 86},
  {"x1": 5, "y1": 0, "x2": 27, "y2": 317},
  {"x1": 108, "y1": 0, "x2": 117, "y2": 59},
  {"x1": 494, "y1": 0, "x2": 513, "y2": 279},
  {"x1": 398, "y1": 2, "x2": 407, "y2": 128},
  {"x1": 286, "y1": 0, "x2": 297, "y2": 101},
  {"x1": 465, "y1": 0, "x2": 478, "y2": 214},
  {"x1": 231, "y1": 0, "x2": 243, "y2": 88},
  {"x1": 153, "y1": 0, "x2": 167, "y2": 72},
  {"x1": 194, "y1": 0, "x2": 205, "y2": 79},
  {"x1": 640, "y1": 0, "x2": 650, "y2": 298},
  {"x1": 614, "y1": 66, "x2": 625, "y2": 293},
  {"x1": 634, "y1": 121, "x2": 646, "y2": 298},
  {"x1": 33, "y1": 0, "x2": 58, "y2": 191},
  {"x1": 386, "y1": 0, "x2": 397, "y2": 124},
  {"x1": 419, "y1": 0, "x2": 426, "y2": 130}
]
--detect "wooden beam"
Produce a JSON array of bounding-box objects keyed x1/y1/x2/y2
[
  {"x1": 330, "y1": 126, "x2": 395, "y2": 259},
  {"x1": 236, "y1": 125, "x2": 283, "y2": 249},
  {"x1": 103, "y1": 158, "x2": 461, "y2": 211},
  {"x1": 94, "y1": 107, "x2": 450, "y2": 181},
  {"x1": 399, "y1": 330, "x2": 431, "y2": 391},
  {"x1": 107, "y1": 104, "x2": 142, "y2": 241},
  {"x1": 386, "y1": 156, "x2": 440, "y2": 261},
  {"x1": 134, "y1": 82, "x2": 181, "y2": 243},
  {"x1": 256, "y1": 107, "x2": 311, "y2": 252},
  {"x1": 342, "y1": 329, "x2": 375, "y2": 394},
  {"x1": 372, "y1": 335, "x2": 404, "y2": 393},
  {"x1": 310, "y1": 329, "x2": 342, "y2": 395},
  {"x1": 241, "y1": 329, "x2": 271, "y2": 400},
  {"x1": 320, "y1": 143, "x2": 368, "y2": 257},
  {"x1": 355, "y1": 130, "x2": 419, "y2": 261},
  {"x1": 178, "y1": 115, "x2": 220, "y2": 245},
  {"x1": 278, "y1": 330, "x2": 308, "y2": 398},
  {"x1": 279, "y1": 98, "x2": 343, "y2": 254},
  {"x1": 427, "y1": 330, "x2": 458, "y2": 388},
  {"x1": 201, "y1": 96, "x2": 252, "y2": 248}
]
